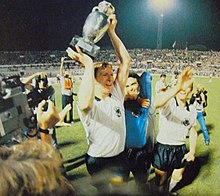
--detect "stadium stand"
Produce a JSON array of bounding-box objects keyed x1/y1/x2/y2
[{"x1": 0, "y1": 49, "x2": 219, "y2": 77}]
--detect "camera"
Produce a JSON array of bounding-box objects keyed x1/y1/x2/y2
[
  {"x1": 26, "y1": 75, "x2": 54, "y2": 109},
  {"x1": 0, "y1": 75, "x2": 35, "y2": 145},
  {"x1": 195, "y1": 92, "x2": 201, "y2": 99}
]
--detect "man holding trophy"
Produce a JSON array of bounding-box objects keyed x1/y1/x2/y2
[{"x1": 66, "y1": 1, "x2": 131, "y2": 194}]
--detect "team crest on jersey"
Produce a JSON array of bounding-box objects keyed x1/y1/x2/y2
[
  {"x1": 114, "y1": 106, "x2": 122, "y2": 117},
  {"x1": 182, "y1": 118, "x2": 190, "y2": 126}
]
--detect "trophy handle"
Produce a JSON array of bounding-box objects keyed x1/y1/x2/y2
[
  {"x1": 92, "y1": 6, "x2": 100, "y2": 12},
  {"x1": 109, "y1": 4, "x2": 115, "y2": 14}
]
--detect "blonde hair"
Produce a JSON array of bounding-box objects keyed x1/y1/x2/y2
[
  {"x1": 93, "y1": 62, "x2": 113, "y2": 78},
  {"x1": 196, "y1": 83, "x2": 203, "y2": 91},
  {"x1": 0, "y1": 140, "x2": 75, "y2": 196}
]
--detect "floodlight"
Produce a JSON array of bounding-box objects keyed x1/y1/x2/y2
[{"x1": 150, "y1": 0, "x2": 174, "y2": 14}]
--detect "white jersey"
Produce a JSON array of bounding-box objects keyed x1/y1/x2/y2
[
  {"x1": 155, "y1": 80, "x2": 166, "y2": 94},
  {"x1": 157, "y1": 98, "x2": 197, "y2": 145},
  {"x1": 78, "y1": 81, "x2": 126, "y2": 157}
]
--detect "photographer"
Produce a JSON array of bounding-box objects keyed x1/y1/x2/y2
[
  {"x1": 23, "y1": 72, "x2": 55, "y2": 109},
  {"x1": 36, "y1": 99, "x2": 71, "y2": 144},
  {"x1": 22, "y1": 72, "x2": 59, "y2": 147},
  {"x1": 0, "y1": 73, "x2": 71, "y2": 146},
  {"x1": 0, "y1": 78, "x2": 75, "y2": 194},
  {"x1": 190, "y1": 84, "x2": 210, "y2": 145}
]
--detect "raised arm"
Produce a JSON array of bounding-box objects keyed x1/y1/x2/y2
[
  {"x1": 60, "y1": 57, "x2": 65, "y2": 77},
  {"x1": 154, "y1": 67, "x2": 193, "y2": 108},
  {"x1": 66, "y1": 46, "x2": 94, "y2": 114},
  {"x1": 154, "y1": 85, "x2": 180, "y2": 108},
  {"x1": 37, "y1": 100, "x2": 60, "y2": 144},
  {"x1": 107, "y1": 14, "x2": 130, "y2": 93},
  {"x1": 21, "y1": 72, "x2": 42, "y2": 85}
]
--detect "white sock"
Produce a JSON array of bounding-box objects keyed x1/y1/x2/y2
[{"x1": 169, "y1": 178, "x2": 179, "y2": 192}]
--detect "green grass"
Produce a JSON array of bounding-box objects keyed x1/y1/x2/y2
[{"x1": 54, "y1": 75, "x2": 220, "y2": 195}]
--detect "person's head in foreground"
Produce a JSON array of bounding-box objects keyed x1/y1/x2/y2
[{"x1": 0, "y1": 140, "x2": 75, "y2": 196}]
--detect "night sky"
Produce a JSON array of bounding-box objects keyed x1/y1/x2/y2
[{"x1": 0, "y1": 0, "x2": 220, "y2": 51}]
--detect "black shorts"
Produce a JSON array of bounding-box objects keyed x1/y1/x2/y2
[
  {"x1": 85, "y1": 151, "x2": 129, "y2": 187},
  {"x1": 153, "y1": 142, "x2": 187, "y2": 171},
  {"x1": 125, "y1": 145, "x2": 153, "y2": 185}
]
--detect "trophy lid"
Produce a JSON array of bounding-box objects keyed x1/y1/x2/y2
[{"x1": 98, "y1": 1, "x2": 115, "y2": 16}]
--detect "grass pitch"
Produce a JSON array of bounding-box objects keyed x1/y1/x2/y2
[{"x1": 53, "y1": 75, "x2": 220, "y2": 195}]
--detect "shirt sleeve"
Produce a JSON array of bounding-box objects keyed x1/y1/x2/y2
[
  {"x1": 160, "y1": 98, "x2": 175, "y2": 117},
  {"x1": 190, "y1": 105, "x2": 197, "y2": 127},
  {"x1": 112, "y1": 80, "x2": 124, "y2": 104}
]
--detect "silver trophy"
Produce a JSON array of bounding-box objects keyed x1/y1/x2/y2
[{"x1": 69, "y1": 1, "x2": 115, "y2": 58}]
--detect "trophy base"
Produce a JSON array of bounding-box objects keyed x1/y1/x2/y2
[{"x1": 69, "y1": 37, "x2": 100, "y2": 58}]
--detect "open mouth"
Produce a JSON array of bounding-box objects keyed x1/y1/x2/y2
[
  {"x1": 133, "y1": 89, "x2": 138, "y2": 93},
  {"x1": 106, "y1": 83, "x2": 112, "y2": 87}
]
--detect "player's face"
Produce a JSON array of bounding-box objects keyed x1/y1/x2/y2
[
  {"x1": 177, "y1": 86, "x2": 192, "y2": 101},
  {"x1": 125, "y1": 77, "x2": 139, "y2": 100},
  {"x1": 96, "y1": 66, "x2": 114, "y2": 92},
  {"x1": 161, "y1": 76, "x2": 166, "y2": 82}
]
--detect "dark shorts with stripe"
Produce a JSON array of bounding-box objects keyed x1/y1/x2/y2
[{"x1": 153, "y1": 142, "x2": 187, "y2": 171}]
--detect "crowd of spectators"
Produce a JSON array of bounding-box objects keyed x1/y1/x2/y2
[{"x1": 0, "y1": 49, "x2": 219, "y2": 77}]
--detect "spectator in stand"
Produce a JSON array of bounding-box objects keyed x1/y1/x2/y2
[
  {"x1": 66, "y1": 14, "x2": 130, "y2": 195},
  {"x1": 190, "y1": 84, "x2": 210, "y2": 145}
]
